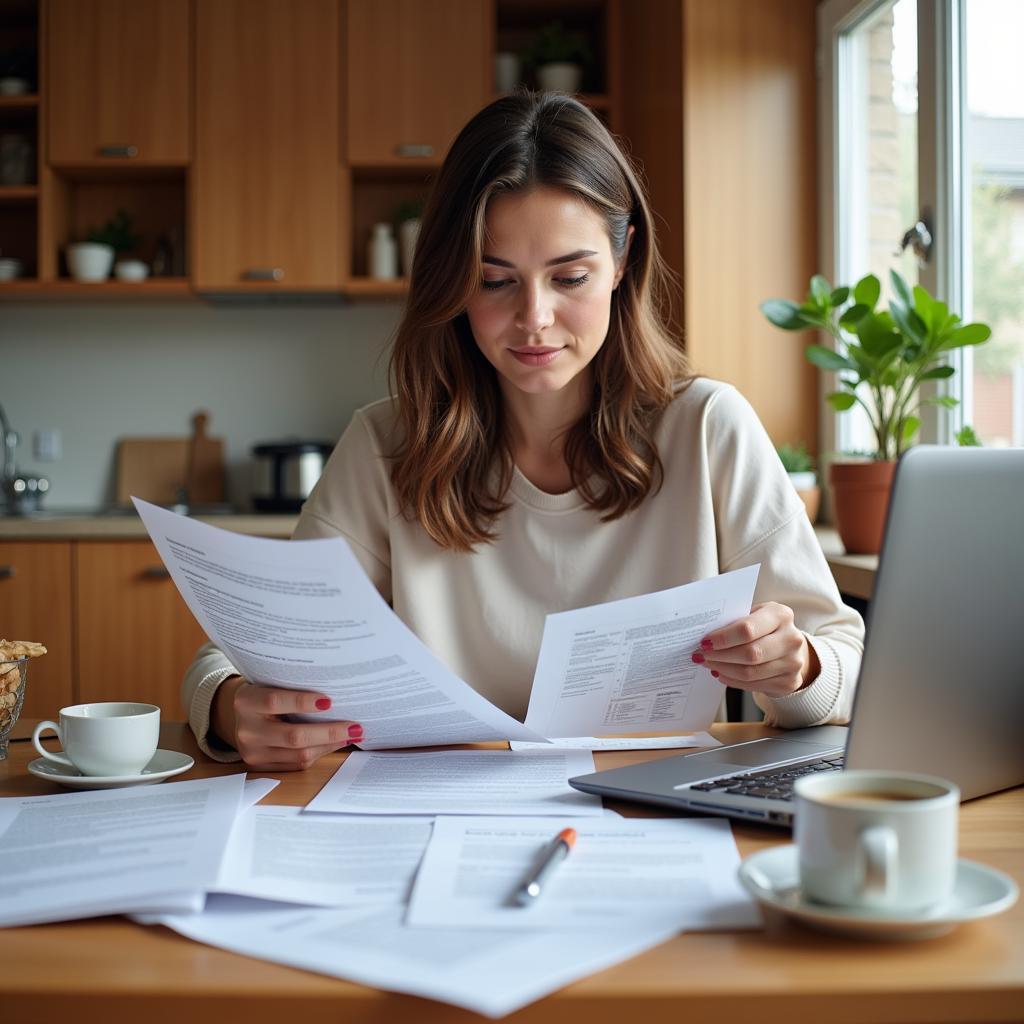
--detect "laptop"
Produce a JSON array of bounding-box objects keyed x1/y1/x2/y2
[{"x1": 569, "y1": 445, "x2": 1024, "y2": 826}]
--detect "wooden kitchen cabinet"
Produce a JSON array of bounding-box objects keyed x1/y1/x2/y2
[
  {"x1": 0, "y1": 542, "x2": 74, "y2": 718},
  {"x1": 74, "y1": 541, "x2": 208, "y2": 716},
  {"x1": 345, "y1": 0, "x2": 489, "y2": 167},
  {"x1": 192, "y1": 0, "x2": 340, "y2": 291},
  {"x1": 47, "y1": 0, "x2": 190, "y2": 166}
]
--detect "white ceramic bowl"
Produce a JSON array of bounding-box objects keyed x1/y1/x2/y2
[
  {"x1": 66, "y1": 243, "x2": 114, "y2": 282},
  {"x1": 114, "y1": 259, "x2": 150, "y2": 282}
]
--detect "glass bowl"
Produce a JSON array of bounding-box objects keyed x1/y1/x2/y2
[{"x1": 0, "y1": 658, "x2": 28, "y2": 761}]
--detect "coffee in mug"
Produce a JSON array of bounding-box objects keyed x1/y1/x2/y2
[
  {"x1": 32, "y1": 702, "x2": 160, "y2": 777},
  {"x1": 795, "y1": 769, "x2": 959, "y2": 912}
]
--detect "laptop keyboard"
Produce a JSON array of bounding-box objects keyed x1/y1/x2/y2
[{"x1": 686, "y1": 756, "x2": 845, "y2": 801}]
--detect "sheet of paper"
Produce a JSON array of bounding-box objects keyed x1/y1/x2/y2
[
  {"x1": 510, "y1": 732, "x2": 722, "y2": 751},
  {"x1": 150, "y1": 895, "x2": 682, "y2": 1018},
  {"x1": 524, "y1": 565, "x2": 760, "y2": 738},
  {"x1": 0, "y1": 774, "x2": 246, "y2": 927},
  {"x1": 306, "y1": 749, "x2": 603, "y2": 816},
  {"x1": 214, "y1": 806, "x2": 433, "y2": 906},
  {"x1": 406, "y1": 815, "x2": 761, "y2": 932},
  {"x1": 133, "y1": 499, "x2": 545, "y2": 749}
]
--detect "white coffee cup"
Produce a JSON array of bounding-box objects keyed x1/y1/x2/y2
[
  {"x1": 795, "y1": 769, "x2": 959, "y2": 912},
  {"x1": 32, "y1": 702, "x2": 160, "y2": 777}
]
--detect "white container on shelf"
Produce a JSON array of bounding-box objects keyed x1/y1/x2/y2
[
  {"x1": 114, "y1": 259, "x2": 150, "y2": 282},
  {"x1": 368, "y1": 222, "x2": 398, "y2": 280},
  {"x1": 0, "y1": 257, "x2": 22, "y2": 281},
  {"x1": 65, "y1": 243, "x2": 115, "y2": 282},
  {"x1": 495, "y1": 52, "x2": 520, "y2": 92},
  {"x1": 537, "y1": 62, "x2": 582, "y2": 93}
]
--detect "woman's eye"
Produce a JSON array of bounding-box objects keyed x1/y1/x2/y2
[
  {"x1": 481, "y1": 279, "x2": 509, "y2": 291},
  {"x1": 557, "y1": 274, "x2": 589, "y2": 289}
]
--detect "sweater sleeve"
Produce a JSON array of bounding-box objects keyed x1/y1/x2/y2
[
  {"x1": 180, "y1": 405, "x2": 396, "y2": 758},
  {"x1": 705, "y1": 386, "x2": 865, "y2": 728}
]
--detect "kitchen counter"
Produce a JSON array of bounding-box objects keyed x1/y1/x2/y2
[{"x1": 0, "y1": 512, "x2": 299, "y2": 539}]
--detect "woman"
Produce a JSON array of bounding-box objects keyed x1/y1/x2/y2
[{"x1": 184, "y1": 93, "x2": 864, "y2": 770}]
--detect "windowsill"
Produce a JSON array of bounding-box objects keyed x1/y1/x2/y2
[{"x1": 814, "y1": 524, "x2": 878, "y2": 601}]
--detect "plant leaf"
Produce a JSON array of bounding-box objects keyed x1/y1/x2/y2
[
  {"x1": 890, "y1": 302, "x2": 926, "y2": 345},
  {"x1": 830, "y1": 286, "x2": 850, "y2": 306},
  {"x1": 913, "y1": 284, "x2": 935, "y2": 320},
  {"x1": 890, "y1": 269, "x2": 914, "y2": 308},
  {"x1": 942, "y1": 322, "x2": 992, "y2": 348},
  {"x1": 900, "y1": 415, "x2": 921, "y2": 442},
  {"x1": 826, "y1": 391, "x2": 858, "y2": 411},
  {"x1": 854, "y1": 274, "x2": 881, "y2": 308},
  {"x1": 805, "y1": 345, "x2": 856, "y2": 371},
  {"x1": 839, "y1": 302, "x2": 870, "y2": 329},
  {"x1": 918, "y1": 365, "x2": 955, "y2": 381},
  {"x1": 922, "y1": 395, "x2": 960, "y2": 409},
  {"x1": 810, "y1": 275, "x2": 832, "y2": 307},
  {"x1": 760, "y1": 299, "x2": 811, "y2": 330},
  {"x1": 856, "y1": 311, "x2": 902, "y2": 359}
]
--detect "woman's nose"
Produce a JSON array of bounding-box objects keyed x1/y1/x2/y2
[{"x1": 514, "y1": 283, "x2": 555, "y2": 334}]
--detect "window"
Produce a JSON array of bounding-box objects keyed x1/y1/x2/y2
[{"x1": 819, "y1": 0, "x2": 1022, "y2": 455}]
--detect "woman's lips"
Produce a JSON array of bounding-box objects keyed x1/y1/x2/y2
[{"x1": 509, "y1": 347, "x2": 563, "y2": 367}]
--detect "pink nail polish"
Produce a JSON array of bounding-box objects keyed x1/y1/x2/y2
[
  {"x1": 701, "y1": 637, "x2": 714, "y2": 651},
  {"x1": 348, "y1": 724, "x2": 364, "y2": 739},
  {"x1": 691, "y1": 651, "x2": 705, "y2": 664},
  {"x1": 711, "y1": 671, "x2": 720, "y2": 679},
  {"x1": 315, "y1": 698, "x2": 331, "y2": 711}
]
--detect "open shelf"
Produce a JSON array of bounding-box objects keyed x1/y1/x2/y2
[{"x1": 0, "y1": 278, "x2": 192, "y2": 300}]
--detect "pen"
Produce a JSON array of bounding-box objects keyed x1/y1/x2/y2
[{"x1": 513, "y1": 827, "x2": 577, "y2": 906}]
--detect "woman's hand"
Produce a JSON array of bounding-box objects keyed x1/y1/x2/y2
[
  {"x1": 691, "y1": 602, "x2": 820, "y2": 698},
  {"x1": 211, "y1": 675, "x2": 364, "y2": 770}
]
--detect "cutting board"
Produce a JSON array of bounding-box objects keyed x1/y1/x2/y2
[{"x1": 115, "y1": 411, "x2": 225, "y2": 506}]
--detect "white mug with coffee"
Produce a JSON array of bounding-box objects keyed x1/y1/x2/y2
[
  {"x1": 32, "y1": 702, "x2": 160, "y2": 777},
  {"x1": 795, "y1": 769, "x2": 959, "y2": 913}
]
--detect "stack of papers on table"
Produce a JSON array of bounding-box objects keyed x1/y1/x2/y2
[{"x1": 1, "y1": 744, "x2": 762, "y2": 1017}]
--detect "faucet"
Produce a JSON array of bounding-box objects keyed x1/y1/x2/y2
[{"x1": 0, "y1": 403, "x2": 48, "y2": 515}]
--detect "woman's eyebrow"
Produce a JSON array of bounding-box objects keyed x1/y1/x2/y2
[{"x1": 481, "y1": 249, "x2": 599, "y2": 268}]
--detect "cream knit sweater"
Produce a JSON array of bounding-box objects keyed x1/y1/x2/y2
[{"x1": 183, "y1": 378, "x2": 864, "y2": 761}]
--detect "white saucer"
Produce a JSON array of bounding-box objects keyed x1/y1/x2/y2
[
  {"x1": 738, "y1": 844, "x2": 1018, "y2": 940},
  {"x1": 27, "y1": 749, "x2": 195, "y2": 790}
]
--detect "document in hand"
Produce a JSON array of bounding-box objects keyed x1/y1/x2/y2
[
  {"x1": 133, "y1": 499, "x2": 546, "y2": 749},
  {"x1": 524, "y1": 565, "x2": 760, "y2": 738},
  {"x1": 0, "y1": 774, "x2": 246, "y2": 927}
]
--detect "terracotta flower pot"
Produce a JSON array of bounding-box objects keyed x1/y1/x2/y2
[{"x1": 829, "y1": 460, "x2": 897, "y2": 555}]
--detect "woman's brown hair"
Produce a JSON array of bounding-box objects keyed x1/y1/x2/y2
[{"x1": 389, "y1": 91, "x2": 691, "y2": 551}]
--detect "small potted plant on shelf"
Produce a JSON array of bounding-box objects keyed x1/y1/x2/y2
[
  {"x1": 66, "y1": 209, "x2": 142, "y2": 283},
  {"x1": 520, "y1": 21, "x2": 593, "y2": 94},
  {"x1": 777, "y1": 442, "x2": 819, "y2": 523},
  {"x1": 761, "y1": 270, "x2": 991, "y2": 554}
]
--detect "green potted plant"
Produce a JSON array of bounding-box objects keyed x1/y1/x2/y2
[
  {"x1": 66, "y1": 209, "x2": 142, "y2": 282},
  {"x1": 520, "y1": 21, "x2": 593, "y2": 94},
  {"x1": 777, "y1": 442, "x2": 819, "y2": 523},
  {"x1": 762, "y1": 270, "x2": 991, "y2": 553}
]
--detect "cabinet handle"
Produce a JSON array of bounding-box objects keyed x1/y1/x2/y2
[
  {"x1": 0, "y1": 565, "x2": 14, "y2": 579},
  {"x1": 97, "y1": 145, "x2": 139, "y2": 159},
  {"x1": 242, "y1": 268, "x2": 285, "y2": 282},
  {"x1": 394, "y1": 143, "x2": 434, "y2": 158},
  {"x1": 141, "y1": 566, "x2": 171, "y2": 579}
]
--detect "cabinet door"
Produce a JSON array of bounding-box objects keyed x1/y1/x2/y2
[
  {"x1": 346, "y1": 0, "x2": 489, "y2": 166},
  {"x1": 193, "y1": 0, "x2": 340, "y2": 289},
  {"x1": 47, "y1": 0, "x2": 190, "y2": 165},
  {"x1": 74, "y1": 542, "x2": 208, "y2": 716},
  {"x1": 0, "y1": 543, "x2": 74, "y2": 718}
]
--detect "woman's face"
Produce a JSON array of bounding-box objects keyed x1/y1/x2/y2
[{"x1": 465, "y1": 186, "x2": 628, "y2": 404}]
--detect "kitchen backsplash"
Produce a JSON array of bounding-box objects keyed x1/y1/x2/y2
[{"x1": 1, "y1": 301, "x2": 401, "y2": 510}]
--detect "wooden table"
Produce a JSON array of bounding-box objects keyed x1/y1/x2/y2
[{"x1": 2, "y1": 721, "x2": 1021, "y2": 1023}]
